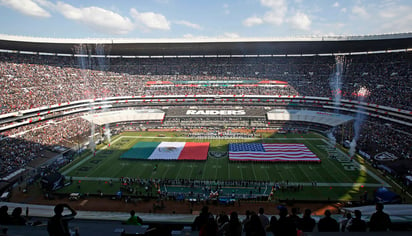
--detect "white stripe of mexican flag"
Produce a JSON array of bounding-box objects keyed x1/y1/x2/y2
[{"x1": 147, "y1": 142, "x2": 186, "y2": 160}]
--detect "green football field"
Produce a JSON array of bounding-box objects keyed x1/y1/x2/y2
[{"x1": 57, "y1": 131, "x2": 391, "y2": 201}]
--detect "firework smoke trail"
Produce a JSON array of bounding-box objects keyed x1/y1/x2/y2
[
  {"x1": 95, "y1": 44, "x2": 111, "y2": 144},
  {"x1": 327, "y1": 56, "x2": 345, "y2": 145},
  {"x1": 349, "y1": 87, "x2": 370, "y2": 157},
  {"x1": 76, "y1": 44, "x2": 96, "y2": 152}
]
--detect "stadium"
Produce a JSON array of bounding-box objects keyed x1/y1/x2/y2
[{"x1": 0, "y1": 33, "x2": 411, "y2": 235}]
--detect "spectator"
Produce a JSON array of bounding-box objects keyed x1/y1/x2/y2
[
  {"x1": 317, "y1": 209, "x2": 339, "y2": 232},
  {"x1": 47, "y1": 203, "x2": 77, "y2": 236},
  {"x1": 241, "y1": 210, "x2": 251, "y2": 232},
  {"x1": 269, "y1": 215, "x2": 277, "y2": 236},
  {"x1": 297, "y1": 208, "x2": 316, "y2": 232},
  {"x1": 0, "y1": 206, "x2": 11, "y2": 225},
  {"x1": 347, "y1": 210, "x2": 366, "y2": 232},
  {"x1": 10, "y1": 207, "x2": 26, "y2": 225},
  {"x1": 369, "y1": 203, "x2": 391, "y2": 232},
  {"x1": 192, "y1": 206, "x2": 211, "y2": 231},
  {"x1": 272, "y1": 207, "x2": 297, "y2": 236},
  {"x1": 244, "y1": 212, "x2": 265, "y2": 236},
  {"x1": 124, "y1": 210, "x2": 142, "y2": 225},
  {"x1": 222, "y1": 211, "x2": 242, "y2": 236},
  {"x1": 340, "y1": 212, "x2": 352, "y2": 232},
  {"x1": 199, "y1": 214, "x2": 218, "y2": 236},
  {"x1": 287, "y1": 207, "x2": 301, "y2": 228},
  {"x1": 257, "y1": 207, "x2": 269, "y2": 231},
  {"x1": 217, "y1": 211, "x2": 229, "y2": 235}
]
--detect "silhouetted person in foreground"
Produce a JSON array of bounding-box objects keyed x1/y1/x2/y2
[
  {"x1": 347, "y1": 210, "x2": 366, "y2": 232},
  {"x1": 0, "y1": 206, "x2": 11, "y2": 225},
  {"x1": 219, "y1": 211, "x2": 242, "y2": 236},
  {"x1": 298, "y1": 208, "x2": 316, "y2": 232},
  {"x1": 269, "y1": 215, "x2": 277, "y2": 236},
  {"x1": 199, "y1": 215, "x2": 218, "y2": 236},
  {"x1": 192, "y1": 206, "x2": 212, "y2": 231},
  {"x1": 124, "y1": 210, "x2": 142, "y2": 225},
  {"x1": 369, "y1": 203, "x2": 391, "y2": 231},
  {"x1": 340, "y1": 212, "x2": 352, "y2": 232},
  {"x1": 317, "y1": 209, "x2": 339, "y2": 232},
  {"x1": 47, "y1": 203, "x2": 77, "y2": 236},
  {"x1": 10, "y1": 207, "x2": 26, "y2": 225},
  {"x1": 287, "y1": 207, "x2": 301, "y2": 227},
  {"x1": 244, "y1": 212, "x2": 265, "y2": 236},
  {"x1": 272, "y1": 207, "x2": 297, "y2": 236}
]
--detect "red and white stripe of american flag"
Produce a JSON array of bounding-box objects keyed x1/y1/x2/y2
[{"x1": 229, "y1": 143, "x2": 320, "y2": 162}]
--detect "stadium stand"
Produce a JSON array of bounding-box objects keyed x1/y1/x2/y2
[{"x1": 0, "y1": 35, "x2": 411, "y2": 234}]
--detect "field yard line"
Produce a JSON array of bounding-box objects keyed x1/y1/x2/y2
[
  {"x1": 121, "y1": 136, "x2": 323, "y2": 141},
  {"x1": 251, "y1": 162, "x2": 257, "y2": 181},
  {"x1": 61, "y1": 136, "x2": 124, "y2": 176},
  {"x1": 321, "y1": 139, "x2": 390, "y2": 187},
  {"x1": 174, "y1": 163, "x2": 184, "y2": 180},
  {"x1": 264, "y1": 167, "x2": 270, "y2": 180},
  {"x1": 223, "y1": 139, "x2": 230, "y2": 180},
  {"x1": 201, "y1": 162, "x2": 207, "y2": 180},
  {"x1": 285, "y1": 162, "x2": 299, "y2": 182},
  {"x1": 188, "y1": 164, "x2": 194, "y2": 179},
  {"x1": 162, "y1": 165, "x2": 170, "y2": 179},
  {"x1": 306, "y1": 140, "x2": 345, "y2": 183},
  {"x1": 67, "y1": 176, "x2": 388, "y2": 188}
]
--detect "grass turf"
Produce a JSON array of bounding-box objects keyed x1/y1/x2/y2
[{"x1": 61, "y1": 132, "x2": 379, "y2": 184}]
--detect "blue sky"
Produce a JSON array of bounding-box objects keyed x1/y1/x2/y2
[{"x1": 0, "y1": 0, "x2": 411, "y2": 39}]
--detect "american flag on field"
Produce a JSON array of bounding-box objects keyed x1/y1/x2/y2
[{"x1": 228, "y1": 143, "x2": 320, "y2": 162}]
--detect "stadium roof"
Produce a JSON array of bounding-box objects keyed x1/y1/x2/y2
[
  {"x1": 0, "y1": 33, "x2": 411, "y2": 56},
  {"x1": 81, "y1": 109, "x2": 165, "y2": 125}
]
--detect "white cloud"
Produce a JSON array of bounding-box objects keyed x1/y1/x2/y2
[
  {"x1": 243, "y1": 0, "x2": 289, "y2": 27},
  {"x1": 53, "y1": 2, "x2": 134, "y2": 35},
  {"x1": 261, "y1": 0, "x2": 287, "y2": 25},
  {"x1": 243, "y1": 16, "x2": 264, "y2": 27},
  {"x1": 352, "y1": 5, "x2": 369, "y2": 18},
  {"x1": 289, "y1": 11, "x2": 311, "y2": 31},
  {"x1": 182, "y1": 32, "x2": 240, "y2": 40},
  {"x1": 378, "y1": 6, "x2": 412, "y2": 33},
  {"x1": 130, "y1": 8, "x2": 170, "y2": 30},
  {"x1": 260, "y1": 0, "x2": 285, "y2": 8},
  {"x1": 0, "y1": 0, "x2": 50, "y2": 17},
  {"x1": 341, "y1": 8, "x2": 347, "y2": 13},
  {"x1": 223, "y1": 3, "x2": 230, "y2": 15},
  {"x1": 222, "y1": 32, "x2": 240, "y2": 39},
  {"x1": 174, "y1": 20, "x2": 202, "y2": 30},
  {"x1": 333, "y1": 2, "x2": 339, "y2": 8}
]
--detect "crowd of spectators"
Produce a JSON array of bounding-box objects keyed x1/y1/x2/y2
[
  {"x1": 334, "y1": 118, "x2": 411, "y2": 160},
  {"x1": 0, "y1": 114, "x2": 91, "y2": 177},
  {"x1": 1, "y1": 51, "x2": 410, "y2": 114},
  {"x1": 0, "y1": 202, "x2": 393, "y2": 235},
  {"x1": 190, "y1": 203, "x2": 392, "y2": 235},
  {"x1": 0, "y1": 50, "x2": 410, "y2": 182}
]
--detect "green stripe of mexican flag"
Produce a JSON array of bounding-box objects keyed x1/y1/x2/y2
[{"x1": 121, "y1": 141, "x2": 209, "y2": 161}]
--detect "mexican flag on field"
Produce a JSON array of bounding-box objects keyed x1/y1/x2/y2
[{"x1": 121, "y1": 141, "x2": 209, "y2": 161}]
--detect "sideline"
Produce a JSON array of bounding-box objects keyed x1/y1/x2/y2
[
  {"x1": 321, "y1": 139, "x2": 390, "y2": 187},
  {"x1": 61, "y1": 135, "x2": 123, "y2": 176}
]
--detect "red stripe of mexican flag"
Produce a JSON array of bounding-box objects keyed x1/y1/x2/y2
[{"x1": 178, "y1": 142, "x2": 210, "y2": 160}]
